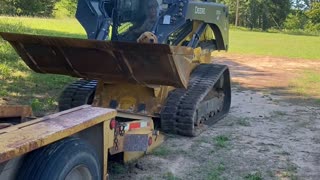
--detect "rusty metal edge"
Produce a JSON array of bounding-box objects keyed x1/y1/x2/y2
[
  {"x1": 0, "y1": 105, "x2": 116, "y2": 163},
  {"x1": 0, "y1": 32, "x2": 193, "y2": 55},
  {"x1": 0, "y1": 105, "x2": 33, "y2": 119}
]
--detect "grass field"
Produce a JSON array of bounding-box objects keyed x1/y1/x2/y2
[
  {"x1": 0, "y1": 17, "x2": 85, "y2": 115},
  {"x1": 0, "y1": 16, "x2": 86, "y2": 37},
  {"x1": 227, "y1": 29, "x2": 320, "y2": 60},
  {"x1": 0, "y1": 16, "x2": 319, "y2": 115},
  {"x1": 289, "y1": 70, "x2": 320, "y2": 103}
]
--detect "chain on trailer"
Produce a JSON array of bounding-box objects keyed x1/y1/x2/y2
[{"x1": 113, "y1": 121, "x2": 126, "y2": 151}]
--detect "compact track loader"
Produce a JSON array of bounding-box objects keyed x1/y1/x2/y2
[
  {"x1": 0, "y1": 0, "x2": 231, "y2": 179},
  {"x1": 1, "y1": 0, "x2": 231, "y2": 137}
]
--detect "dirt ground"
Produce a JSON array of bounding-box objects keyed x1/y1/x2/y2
[{"x1": 110, "y1": 54, "x2": 320, "y2": 180}]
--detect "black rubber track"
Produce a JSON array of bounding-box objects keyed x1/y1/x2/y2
[
  {"x1": 58, "y1": 79, "x2": 97, "y2": 111},
  {"x1": 161, "y1": 64, "x2": 231, "y2": 137}
]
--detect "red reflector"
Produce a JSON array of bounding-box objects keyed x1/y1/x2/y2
[
  {"x1": 110, "y1": 119, "x2": 116, "y2": 130},
  {"x1": 129, "y1": 122, "x2": 140, "y2": 130},
  {"x1": 148, "y1": 137, "x2": 153, "y2": 146}
]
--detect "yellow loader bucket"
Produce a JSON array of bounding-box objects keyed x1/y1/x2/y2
[{"x1": 0, "y1": 32, "x2": 195, "y2": 88}]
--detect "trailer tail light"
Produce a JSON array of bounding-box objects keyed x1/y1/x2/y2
[
  {"x1": 110, "y1": 119, "x2": 116, "y2": 130},
  {"x1": 148, "y1": 137, "x2": 153, "y2": 146}
]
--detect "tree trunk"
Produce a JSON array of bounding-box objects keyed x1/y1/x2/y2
[{"x1": 235, "y1": 0, "x2": 240, "y2": 26}]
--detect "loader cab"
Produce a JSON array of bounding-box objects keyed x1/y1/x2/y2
[{"x1": 112, "y1": 0, "x2": 161, "y2": 42}]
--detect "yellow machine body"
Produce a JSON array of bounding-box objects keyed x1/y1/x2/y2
[
  {"x1": 0, "y1": 105, "x2": 164, "y2": 179},
  {"x1": 0, "y1": 30, "x2": 215, "y2": 116}
]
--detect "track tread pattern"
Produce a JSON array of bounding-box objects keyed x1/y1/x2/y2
[
  {"x1": 161, "y1": 64, "x2": 231, "y2": 137},
  {"x1": 58, "y1": 79, "x2": 97, "y2": 111}
]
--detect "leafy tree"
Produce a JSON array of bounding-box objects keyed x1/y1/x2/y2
[
  {"x1": 15, "y1": 0, "x2": 57, "y2": 16},
  {"x1": 53, "y1": 0, "x2": 78, "y2": 18},
  {"x1": 284, "y1": 11, "x2": 308, "y2": 29},
  {"x1": 218, "y1": 0, "x2": 291, "y2": 30},
  {"x1": 304, "y1": 2, "x2": 320, "y2": 32},
  {"x1": 303, "y1": 0, "x2": 320, "y2": 9},
  {"x1": 0, "y1": 0, "x2": 17, "y2": 16},
  {"x1": 0, "y1": 0, "x2": 57, "y2": 17},
  {"x1": 269, "y1": 0, "x2": 292, "y2": 28},
  {"x1": 305, "y1": 2, "x2": 320, "y2": 23}
]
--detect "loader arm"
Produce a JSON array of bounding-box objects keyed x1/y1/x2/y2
[
  {"x1": 76, "y1": 0, "x2": 112, "y2": 40},
  {"x1": 76, "y1": 0, "x2": 229, "y2": 50}
]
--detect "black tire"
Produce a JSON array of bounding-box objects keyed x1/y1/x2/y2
[{"x1": 17, "y1": 137, "x2": 101, "y2": 180}]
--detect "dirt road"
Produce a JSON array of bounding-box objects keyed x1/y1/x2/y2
[{"x1": 110, "y1": 54, "x2": 320, "y2": 180}]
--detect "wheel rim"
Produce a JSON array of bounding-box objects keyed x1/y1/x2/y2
[{"x1": 65, "y1": 165, "x2": 92, "y2": 180}]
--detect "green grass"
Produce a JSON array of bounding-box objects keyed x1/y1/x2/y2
[
  {"x1": 273, "y1": 111, "x2": 287, "y2": 116},
  {"x1": 193, "y1": 161, "x2": 226, "y2": 180},
  {"x1": 213, "y1": 135, "x2": 230, "y2": 148},
  {"x1": 224, "y1": 29, "x2": 320, "y2": 60},
  {"x1": 163, "y1": 172, "x2": 181, "y2": 180},
  {"x1": 0, "y1": 16, "x2": 86, "y2": 38},
  {"x1": 207, "y1": 163, "x2": 226, "y2": 180},
  {"x1": 152, "y1": 146, "x2": 172, "y2": 156},
  {"x1": 237, "y1": 117, "x2": 251, "y2": 126},
  {"x1": 108, "y1": 162, "x2": 127, "y2": 174},
  {"x1": 289, "y1": 70, "x2": 320, "y2": 103},
  {"x1": 244, "y1": 172, "x2": 263, "y2": 180},
  {"x1": 0, "y1": 16, "x2": 86, "y2": 115}
]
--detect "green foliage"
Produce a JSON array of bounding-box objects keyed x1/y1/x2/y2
[
  {"x1": 284, "y1": 12, "x2": 308, "y2": 30},
  {"x1": 30, "y1": 98, "x2": 43, "y2": 112},
  {"x1": 17, "y1": 0, "x2": 57, "y2": 17},
  {"x1": 207, "y1": 163, "x2": 226, "y2": 180},
  {"x1": 213, "y1": 135, "x2": 230, "y2": 148},
  {"x1": 0, "y1": 63, "x2": 12, "y2": 80},
  {"x1": 290, "y1": 70, "x2": 320, "y2": 103},
  {"x1": 0, "y1": 0, "x2": 57, "y2": 17},
  {"x1": 53, "y1": 0, "x2": 77, "y2": 18},
  {"x1": 0, "y1": 16, "x2": 82, "y2": 115},
  {"x1": 306, "y1": 3, "x2": 320, "y2": 23},
  {"x1": 218, "y1": 0, "x2": 291, "y2": 30},
  {"x1": 304, "y1": 21, "x2": 320, "y2": 33},
  {"x1": 244, "y1": 172, "x2": 263, "y2": 180},
  {"x1": 238, "y1": 117, "x2": 251, "y2": 126},
  {"x1": 304, "y1": 2, "x2": 320, "y2": 33},
  {"x1": 108, "y1": 162, "x2": 127, "y2": 174},
  {"x1": 152, "y1": 146, "x2": 172, "y2": 156},
  {"x1": 0, "y1": 0, "x2": 16, "y2": 15},
  {"x1": 217, "y1": 0, "x2": 319, "y2": 33}
]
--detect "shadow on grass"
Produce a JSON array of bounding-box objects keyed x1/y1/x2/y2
[
  {"x1": 0, "y1": 70, "x2": 75, "y2": 116},
  {"x1": 0, "y1": 22, "x2": 80, "y2": 116}
]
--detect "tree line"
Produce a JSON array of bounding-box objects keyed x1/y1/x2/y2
[
  {"x1": 0, "y1": 0, "x2": 319, "y2": 33},
  {"x1": 218, "y1": 0, "x2": 319, "y2": 33},
  {"x1": 0, "y1": 0, "x2": 76, "y2": 18}
]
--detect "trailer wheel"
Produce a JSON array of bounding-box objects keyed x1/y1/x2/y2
[{"x1": 17, "y1": 137, "x2": 101, "y2": 180}]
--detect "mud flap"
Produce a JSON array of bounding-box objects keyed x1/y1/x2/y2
[{"x1": 123, "y1": 134, "x2": 149, "y2": 152}]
